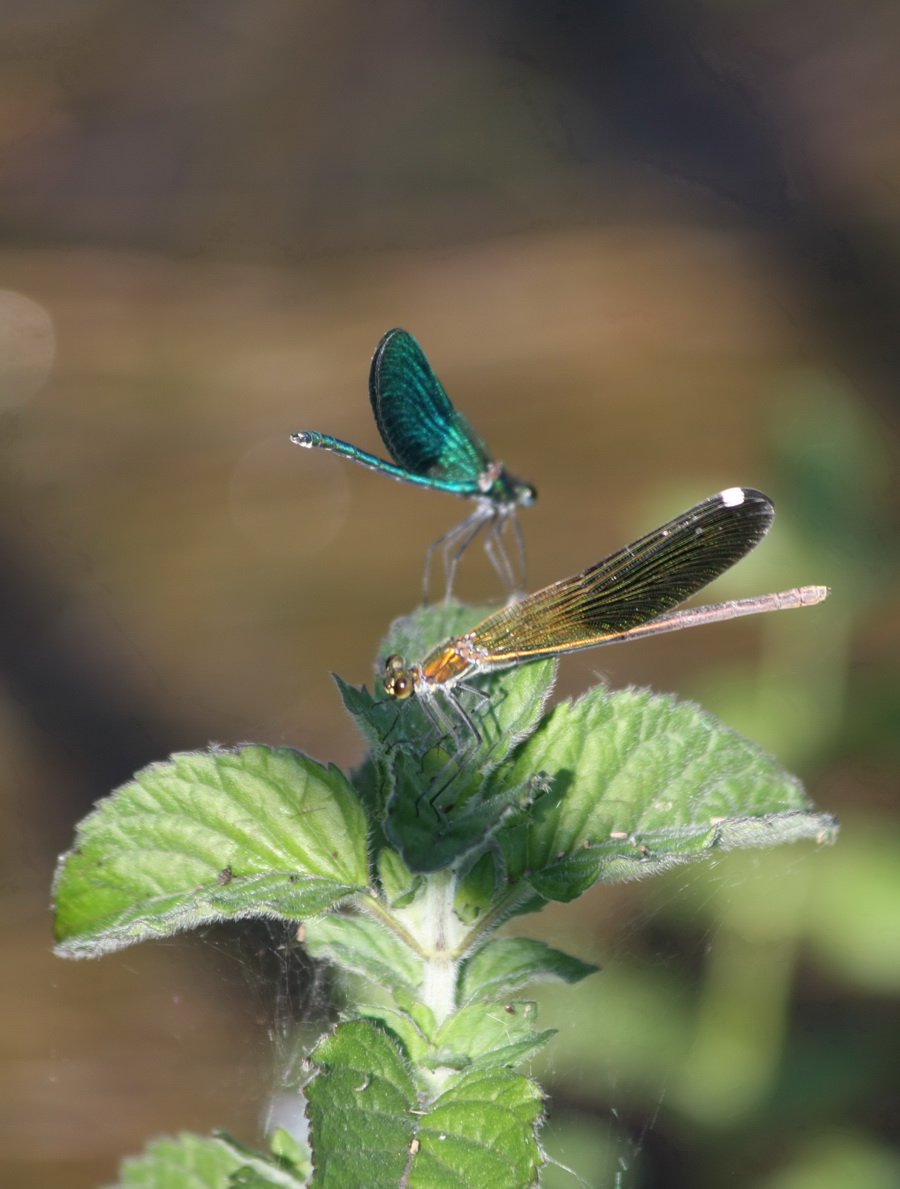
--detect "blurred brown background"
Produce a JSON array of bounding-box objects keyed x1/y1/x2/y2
[{"x1": 0, "y1": 3, "x2": 897, "y2": 1187}]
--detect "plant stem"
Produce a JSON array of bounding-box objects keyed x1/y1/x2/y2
[
  {"x1": 359, "y1": 892, "x2": 425, "y2": 956},
  {"x1": 416, "y1": 870, "x2": 463, "y2": 1026}
]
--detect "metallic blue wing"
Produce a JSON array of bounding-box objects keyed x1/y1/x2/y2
[{"x1": 369, "y1": 329, "x2": 491, "y2": 490}]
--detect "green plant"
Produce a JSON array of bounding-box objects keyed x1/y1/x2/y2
[{"x1": 53, "y1": 601, "x2": 835, "y2": 1188}]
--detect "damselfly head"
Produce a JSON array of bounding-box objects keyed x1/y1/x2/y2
[
  {"x1": 514, "y1": 478, "x2": 537, "y2": 508},
  {"x1": 383, "y1": 654, "x2": 415, "y2": 700}
]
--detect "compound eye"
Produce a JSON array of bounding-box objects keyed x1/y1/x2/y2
[
  {"x1": 383, "y1": 655, "x2": 414, "y2": 699},
  {"x1": 519, "y1": 483, "x2": 537, "y2": 507},
  {"x1": 384, "y1": 671, "x2": 413, "y2": 700}
]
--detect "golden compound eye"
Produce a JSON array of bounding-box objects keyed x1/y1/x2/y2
[
  {"x1": 383, "y1": 655, "x2": 414, "y2": 699},
  {"x1": 384, "y1": 673, "x2": 412, "y2": 699}
]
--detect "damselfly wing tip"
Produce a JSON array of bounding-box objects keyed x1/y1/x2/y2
[{"x1": 719, "y1": 486, "x2": 747, "y2": 507}]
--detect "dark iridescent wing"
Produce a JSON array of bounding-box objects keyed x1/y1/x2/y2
[
  {"x1": 369, "y1": 329, "x2": 492, "y2": 488},
  {"x1": 470, "y1": 488, "x2": 774, "y2": 658}
]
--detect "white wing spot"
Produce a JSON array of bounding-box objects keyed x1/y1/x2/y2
[{"x1": 720, "y1": 487, "x2": 745, "y2": 507}]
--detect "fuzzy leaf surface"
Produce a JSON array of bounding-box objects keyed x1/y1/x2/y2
[
  {"x1": 355, "y1": 1004, "x2": 431, "y2": 1064},
  {"x1": 413, "y1": 1067, "x2": 544, "y2": 1188},
  {"x1": 306, "y1": 1019, "x2": 417, "y2": 1188},
  {"x1": 453, "y1": 851, "x2": 500, "y2": 924},
  {"x1": 111, "y1": 1132, "x2": 303, "y2": 1188},
  {"x1": 54, "y1": 746, "x2": 369, "y2": 957},
  {"x1": 303, "y1": 912, "x2": 423, "y2": 999},
  {"x1": 430, "y1": 1000, "x2": 555, "y2": 1071},
  {"x1": 497, "y1": 687, "x2": 837, "y2": 902},
  {"x1": 459, "y1": 938, "x2": 599, "y2": 1003},
  {"x1": 377, "y1": 848, "x2": 423, "y2": 908},
  {"x1": 307, "y1": 1019, "x2": 544, "y2": 1187}
]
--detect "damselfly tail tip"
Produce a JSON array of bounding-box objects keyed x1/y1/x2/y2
[
  {"x1": 800, "y1": 585, "x2": 829, "y2": 606},
  {"x1": 290, "y1": 431, "x2": 313, "y2": 447}
]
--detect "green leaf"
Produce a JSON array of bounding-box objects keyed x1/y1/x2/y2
[
  {"x1": 430, "y1": 1000, "x2": 555, "y2": 1071},
  {"x1": 498, "y1": 687, "x2": 837, "y2": 901},
  {"x1": 110, "y1": 1132, "x2": 304, "y2": 1188},
  {"x1": 413, "y1": 1067, "x2": 544, "y2": 1188},
  {"x1": 355, "y1": 1004, "x2": 431, "y2": 1063},
  {"x1": 303, "y1": 913, "x2": 424, "y2": 999},
  {"x1": 269, "y1": 1128, "x2": 312, "y2": 1182},
  {"x1": 229, "y1": 1169, "x2": 304, "y2": 1189},
  {"x1": 306, "y1": 1019, "x2": 418, "y2": 1187},
  {"x1": 453, "y1": 851, "x2": 499, "y2": 925},
  {"x1": 458, "y1": 938, "x2": 599, "y2": 1003},
  {"x1": 377, "y1": 848, "x2": 423, "y2": 908},
  {"x1": 334, "y1": 677, "x2": 390, "y2": 782},
  {"x1": 306, "y1": 1021, "x2": 545, "y2": 1188},
  {"x1": 306, "y1": 1019, "x2": 545, "y2": 1187},
  {"x1": 385, "y1": 768, "x2": 545, "y2": 875},
  {"x1": 54, "y1": 746, "x2": 370, "y2": 957},
  {"x1": 406, "y1": 999, "x2": 440, "y2": 1038}
]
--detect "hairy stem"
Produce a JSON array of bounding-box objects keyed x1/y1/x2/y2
[{"x1": 415, "y1": 871, "x2": 464, "y2": 1026}]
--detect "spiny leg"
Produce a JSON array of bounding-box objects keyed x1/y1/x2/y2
[
  {"x1": 508, "y1": 507, "x2": 527, "y2": 595},
  {"x1": 486, "y1": 507, "x2": 527, "y2": 597},
  {"x1": 422, "y1": 508, "x2": 486, "y2": 605},
  {"x1": 442, "y1": 508, "x2": 493, "y2": 602},
  {"x1": 452, "y1": 677, "x2": 507, "y2": 771},
  {"x1": 379, "y1": 700, "x2": 405, "y2": 749},
  {"x1": 423, "y1": 521, "x2": 461, "y2": 606},
  {"x1": 378, "y1": 694, "x2": 420, "y2": 751},
  {"x1": 455, "y1": 677, "x2": 491, "y2": 707},
  {"x1": 482, "y1": 510, "x2": 522, "y2": 597},
  {"x1": 423, "y1": 685, "x2": 487, "y2": 814},
  {"x1": 384, "y1": 690, "x2": 444, "y2": 757},
  {"x1": 412, "y1": 694, "x2": 471, "y2": 815}
]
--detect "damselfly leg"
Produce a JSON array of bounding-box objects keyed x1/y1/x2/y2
[
  {"x1": 422, "y1": 504, "x2": 492, "y2": 604},
  {"x1": 384, "y1": 676, "x2": 493, "y2": 816},
  {"x1": 482, "y1": 506, "x2": 526, "y2": 599},
  {"x1": 418, "y1": 683, "x2": 492, "y2": 814},
  {"x1": 422, "y1": 502, "x2": 525, "y2": 604}
]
